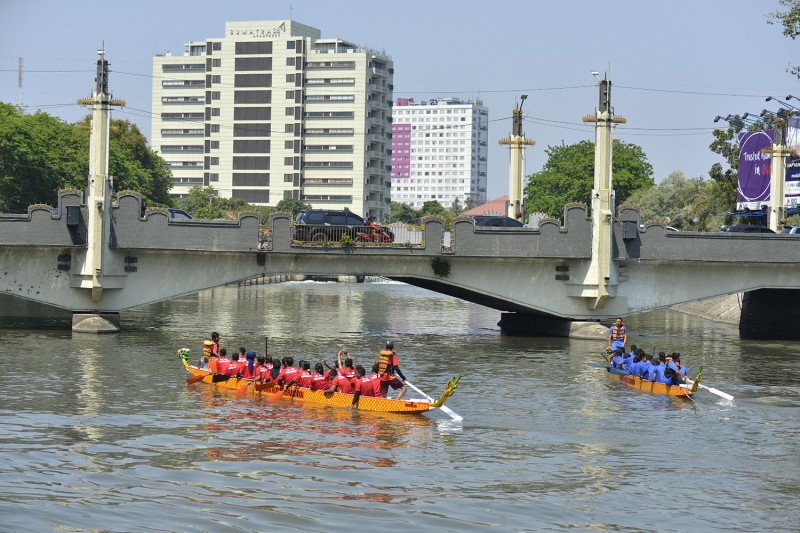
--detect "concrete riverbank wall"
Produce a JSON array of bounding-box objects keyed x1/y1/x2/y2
[{"x1": 671, "y1": 294, "x2": 741, "y2": 325}]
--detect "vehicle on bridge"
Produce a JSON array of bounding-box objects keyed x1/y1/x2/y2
[
  {"x1": 721, "y1": 224, "x2": 776, "y2": 234},
  {"x1": 473, "y1": 215, "x2": 524, "y2": 227},
  {"x1": 294, "y1": 209, "x2": 395, "y2": 243}
]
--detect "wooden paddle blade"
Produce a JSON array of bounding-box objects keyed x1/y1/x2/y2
[
  {"x1": 186, "y1": 374, "x2": 208, "y2": 384},
  {"x1": 268, "y1": 389, "x2": 285, "y2": 402}
]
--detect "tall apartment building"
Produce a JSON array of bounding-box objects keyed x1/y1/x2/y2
[
  {"x1": 390, "y1": 97, "x2": 488, "y2": 209},
  {"x1": 152, "y1": 20, "x2": 393, "y2": 219}
]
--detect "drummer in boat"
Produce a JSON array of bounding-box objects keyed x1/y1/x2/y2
[
  {"x1": 377, "y1": 341, "x2": 408, "y2": 400},
  {"x1": 607, "y1": 319, "x2": 627, "y2": 356}
]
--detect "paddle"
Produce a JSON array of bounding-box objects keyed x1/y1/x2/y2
[
  {"x1": 684, "y1": 374, "x2": 734, "y2": 401},
  {"x1": 403, "y1": 380, "x2": 463, "y2": 422},
  {"x1": 235, "y1": 378, "x2": 250, "y2": 395},
  {"x1": 268, "y1": 381, "x2": 292, "y2": 402},
  {"x1": 186, "y1": 373, "x2": 208, "y2": 384}
]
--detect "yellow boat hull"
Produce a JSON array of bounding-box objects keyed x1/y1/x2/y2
[
  {"x1": 609, "y1": 372, "x2": 694, "y2": 398},
  {"x1": 182, "y1": 360, "x2": 435, "y2": 414}
]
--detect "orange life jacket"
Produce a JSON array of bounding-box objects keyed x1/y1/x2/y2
[
  {"x1": 611, "y1": 324, "x2": 625, "y2": 341},
  {"x1": 377, "y1": 349, "x2": 394, "y2": 376}
]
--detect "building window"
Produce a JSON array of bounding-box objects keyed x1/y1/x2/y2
[
  {"x1": 234, "y1": 74, "x2": 271, "y2": 87},
  {"x1": 232, "y1": 173, "x2": 269, "y2": 186},
  {"x1": 233, "y1": 140, "x2": 270, "y2": 153},
  {"x1": 286, "y1": 74, "x2": 295, "y2": 83},
  {"x1": 233, "y1": 123, "x2": 270, "y2": 137},
  {"x1": 287, "y1": 40, "x2": 295, "y2": 49},
  {"x1": 235, "y1": 41, "x2": 273, "y2": 55},
  {"x1": 286, "y1": 90, "x2": 294, "y2": 99},
  {"x1": 234, "y1": 90, "x2": 271, "y2": 104},
  {"x1": 212, "y1": 59, "x2": 221, "y2": 67},
  {"x1": 286, "y1": 57, "x2": 295, "y2": 66},
  {"x1": 211, "y1": 108, "x2": 220, "y2": 117},
  {"x1": 234, "y1": 107, "x2": 271, "y2": 120},
  {"x1": 235, "y1": 57, "x2": 272, "y2": 71},
  {"x1": 232, "y1": 156, "x2": 269, "y2": 170},
  {"x1": 284, "y1": 157, "x2": 294, "y2": 166}
]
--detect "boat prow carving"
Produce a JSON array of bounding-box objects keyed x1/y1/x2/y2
[{"x1": 430, "y1": 375, "x2": 461, "y2": 407}]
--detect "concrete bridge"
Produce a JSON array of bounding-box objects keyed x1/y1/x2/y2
[
  {"x1": 1, "y1": 190, "x2": 800, "y2": 337},
  {"x1": 1, "y1": 61, "x2": 798, "y2": 337}
]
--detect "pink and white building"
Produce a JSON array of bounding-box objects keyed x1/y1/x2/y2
[{"x1": 390, "y1": 97, "x2": 488, "y2": 209}]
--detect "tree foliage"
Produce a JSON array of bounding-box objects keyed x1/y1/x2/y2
[
  {"x1": 274, "y1": 198, "x2": 311, "y2": 216},
  {"x1": 0, "y1": 103, "x2": 173, "y2": 212},
  {"x1": 389, "y1": 201, "x2": 421, "y2": 224},
  {"x1": 771, "y1": 0, "x2": 800, "y2": 78},
  {"x1": 523, "y1": 139, "x2": 654, "y2": 217},
  {"x1": 623, "y1": 171, "x2": 730, "y2": 231}
]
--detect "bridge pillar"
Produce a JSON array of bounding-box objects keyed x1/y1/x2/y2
[
  {"x1": 72, "y1": 312, "x2": 121, "y2": 334},
  {"x1": 740, "y1": 289, "x2": 800, "y2": 339}
]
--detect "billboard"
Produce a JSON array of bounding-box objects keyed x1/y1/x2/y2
[
  {"x1": 737, "y1": 118, "x2": 800, "y2": 210},
  {"x1": 737, "y1": 129, "x2": 773, "y2": 210},
  {"x1": 785, "y1": 116, "x2": 800, "y2": 207}
]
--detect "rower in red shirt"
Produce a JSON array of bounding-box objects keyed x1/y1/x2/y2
[
  {"x1": 368, "y1": 363, "x2": 388, "y2": 398},
  {"x1": 326, "y1": 367, "x2": 353, "y2": 394},
  {"x1": 240, "y1": 350, "x2": 258, "y2": 379},
  {"x1": 311, "y1": 363, "x2": 332, "y2": 391},
  {"x1": 296, "y1": 361, "x2": 314, "y2": 388},
  {"x1": 255, "y1": 355, "x2": 272, "y2": 382},
  {"x1": 351, "y1": 365, "x2": 371, "y2": 407},
  {"x1": 215, "y1": 349, "x2": 232, "y2": 375},
  {"x1": 276, "y1": 357, "x2": 299, "y2": 386},
  {"x1": 224, "y1": 352, "x2": 243, "y2": 377}
]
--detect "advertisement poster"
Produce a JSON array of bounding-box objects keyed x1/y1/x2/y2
[
  {"x1": 785, "y1": 116, "x2": 800, "y2": 207},
  {"x1": 737, "y1": 129, "x2": 773, "y2": 210}
]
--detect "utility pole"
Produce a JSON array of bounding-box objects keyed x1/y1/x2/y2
[
  {"x1": 499, "y1": 94, "x2": 535, "y2": 221},
  {"x1": 16, "y1": 57, "x2": 24, "y2": 111},
  {"x1": 762, "y1": 113, "x2": 797, "y2": 232},
  {"x1": 581, "y1": 73, "x2": 626, "y2": 310},
  {"x1": 77, "y1": 48, "x2": 125, "y2": 303}
]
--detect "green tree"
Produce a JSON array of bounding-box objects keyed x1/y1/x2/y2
[
  {"x1": 450, "y1": 197, "x2": 463, "y2": 214},
  {"x1": 275, "y1": 198, "x2": 311, "y2": 216},
  {"x1": 0, "y1": 103, "x2": 173, "y2": 212},
  {"x1": 420, "y1": 200, "x2": 447, "y2": 216},
  {"x1": 0, "y1": 103, "x2": 85, "y2": 211},
  {"x1": 624, "y1": 171, "x2": 728, "y2": 231},
  {"x1": 464, "y1": 196, "x2": 475, "y2": 210},
  {"x1": 770, "y1": 0, "x2": 800, "y2": 78},
  {"x1": 389, "y1": 201, "x2": 420, "y2": 223},
  {"x1": 523, "y1": 139, "x2": 654, "y2": 217}
]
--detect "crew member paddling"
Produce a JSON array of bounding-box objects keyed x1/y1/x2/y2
[{"x1": 607, "y1": 319, "x2": 628, "y2": 353}]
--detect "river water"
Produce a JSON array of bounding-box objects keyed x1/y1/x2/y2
[{"x1": 1, "y1": 281, "x2": 799, "y2": 532}]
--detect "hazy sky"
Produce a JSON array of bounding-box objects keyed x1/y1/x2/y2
[{"x1": 1, "y1": 0, "x2": 797, "y2": 199}]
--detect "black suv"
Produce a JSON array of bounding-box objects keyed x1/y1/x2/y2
[
  {"x1": 294, "y1": 210, "x2": 395, "y2": 243},
  {"x1": 473, "y1": 215, "x2": 524, "y2": 227}
]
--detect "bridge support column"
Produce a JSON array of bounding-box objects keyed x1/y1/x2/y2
[
  {"x1": 740, "y1": 289, "x2": 800, "y2": 339},
  {"x1": 498, "y1": 313, "x2": 607, "y2": 339},
  {"x1": 72, "y1": 312, "x2": 121, "y2": 334}
]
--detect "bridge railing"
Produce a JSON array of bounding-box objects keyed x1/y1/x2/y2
[{"x1": 291, "y1": 223, "x2": 398, "y2": 245}]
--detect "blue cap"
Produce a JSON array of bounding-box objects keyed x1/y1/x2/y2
[{"x1": 246, "y1": 350, "x2": 256, "y2": 359}]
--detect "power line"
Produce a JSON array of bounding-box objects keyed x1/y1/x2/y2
[{"x1": 615, "y1": 85, "x2": 771, "y2": 98}]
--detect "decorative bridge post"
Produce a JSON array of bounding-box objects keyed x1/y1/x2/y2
[
  {"x1": 499, "y1": 94, "x2": 535, "y2": 222},
  {"x1": 763, "y1": 113, "x2": 796, "y2": 232},
  {"x1": 74, "y1": 49, "x2": 125, "y2": 332},
  {"x1": 581, "y1": 75, "x2": 626, "y2": 310}
]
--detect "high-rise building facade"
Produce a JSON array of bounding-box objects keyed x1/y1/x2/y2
[
  {"x1": 390, "y1": 97, "x2": 488, "y2": 209},
  {"x1": 152, "y1": 20, "x2": 393, "y2": 218}
]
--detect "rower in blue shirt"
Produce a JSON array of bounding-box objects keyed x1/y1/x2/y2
[
  {"x1": 622, "y1": 347, "x2": 637, "y2": 374},
  {"x1": 652, "y1": 353, "x2": 669, "y2": 384},
  {"x1": 637, "y1": 353, "x2": 654, "y2": 380},
  {"x1": 610, "y1": 348, "x2": 625, "y2": 369}
]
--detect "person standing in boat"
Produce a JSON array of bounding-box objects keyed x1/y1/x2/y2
[
  {"x1": 607, "y1": 319, "x2": 628, "y2": 353},
  {"x1": 377, "y1": 341, "x2": 408, "y2": 400}
]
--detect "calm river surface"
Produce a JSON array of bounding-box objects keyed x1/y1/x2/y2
[{"x1": 1, "y1": 281, "x2": 799, "y2": 532}]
